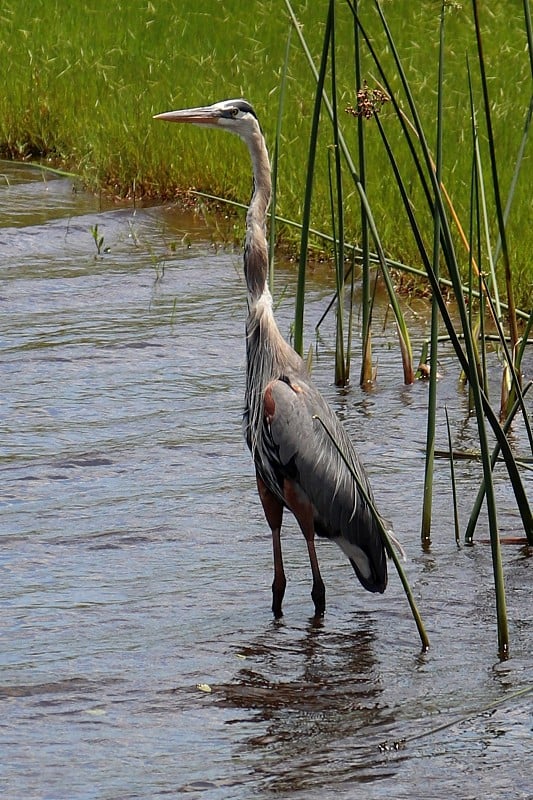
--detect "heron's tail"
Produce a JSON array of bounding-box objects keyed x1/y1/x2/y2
[
  {"x1": 350, "y1": 555, "x2": 387, "y2": 594},
  {"x1": 345, "y1": 523, "x2": 405, "y2": 593},
  {"x1": 335, "y1": 531, "x2": 387, "y2": 594}
]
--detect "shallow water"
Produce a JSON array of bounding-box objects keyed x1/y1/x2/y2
[{"x1": 0, "y1": 162, "x2": 531, "y2": 800}]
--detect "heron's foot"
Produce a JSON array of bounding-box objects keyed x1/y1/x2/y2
[
  {"x1": 272, "y1": 578, "x2": 286, "y2": 619},
  {"x1": 311, "y1": 581, "x2": 326, "y2": 618},
  {"x1": 312, "y1": 604, "x2": 325, "y2": 619}
]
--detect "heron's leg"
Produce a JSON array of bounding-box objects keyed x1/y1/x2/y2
[
  {"x1": 305, "y1": 536, "x2": 326, "y2": 618},
  {"x1": 284, "y1": 480, "x2": 326, "y2": 618},
  {"x1": 256, "y1": 473, "x2": 286, "y2": 618}
]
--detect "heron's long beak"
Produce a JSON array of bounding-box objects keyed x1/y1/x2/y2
[{"x1": 153, "y1": 105, "x2": 222, "y2": 126}]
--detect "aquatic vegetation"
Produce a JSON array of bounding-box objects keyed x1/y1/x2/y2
[
  {"x1": 0, "y1": 0, "x2": 530, "y2": 308},
  {"x1": 286, "y1": 0, "x2": 532, "y2": 659},
  {"x1": 90, "y1": 223, "x2": 109, "y2": 257}
]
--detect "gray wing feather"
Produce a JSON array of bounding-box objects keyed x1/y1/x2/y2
[{"x1": 262, "y1": 377, "x2": 387, "y2": 592}]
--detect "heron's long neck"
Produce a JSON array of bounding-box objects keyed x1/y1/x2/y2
[
  {"x1": 242, "y1": 124, "x2": 302, "y2": 456},
  {"x1": 244, "y1": 126, "x2": 271, "y2": 302}
]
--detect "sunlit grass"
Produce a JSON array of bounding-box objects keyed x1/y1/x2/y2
[{"x1": 0, "y1": 0, "x2": 530, "y2": 307}]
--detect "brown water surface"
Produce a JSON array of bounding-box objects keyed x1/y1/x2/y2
[{"x1": 0, "y1": 163, "x2": 531, "y2": 799}]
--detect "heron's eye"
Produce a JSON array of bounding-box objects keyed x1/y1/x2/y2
[{"x1": 230, "y1": 107, "x2": 239, "y2": 118}]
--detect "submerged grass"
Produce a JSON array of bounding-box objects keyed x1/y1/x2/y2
[{"x1": 0, "y1": 0, "x2": 531, "y2": 308}]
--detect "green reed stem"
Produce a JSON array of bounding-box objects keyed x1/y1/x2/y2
[
  {"x1": 327, "y1": 148, "x2": 346, "y2": 385},
  {"x1": 524, "y1": 0, "x2": 533, "y2": 76},
  {"x1": 479, "y1": 274, "x2": 533, "y2": 453},
  {"x1": 465, "y1": 58, "x2": 485, "y2": 411},
  {"x1": 330, "y1": 3, "x2": 348, "y2": 386},
  {"x1": 353, "y1": 0, "x2": 373, "y2": 387},
  {"x1": 492, "y1": 95, "x2": 532, "y2": 270},
  {"x1": 292, "y1": 0, "x2": 332, "y2": 356},
  {"x1": 465, "y1": 382, "x2": 533, "y2": 545},
  {"x1": 346, "y1": 246, "x2": 356, "y2": 380},
  {"x1": 472, "y1": 0, "x2": 518, "y2": 352},
  {"x1": 466, "y1": 56, "x2": 502, "y2": 326},
  {"x1": 516, "y1": 311, "x2": 533, "y2": 374},
  {"x1": 421, "y1": 1, "x2": 445, "y2": 544}
]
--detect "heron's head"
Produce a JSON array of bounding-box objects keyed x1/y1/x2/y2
[{"x1": 154, "y1": 98, "x2": 259, "y2": 141}]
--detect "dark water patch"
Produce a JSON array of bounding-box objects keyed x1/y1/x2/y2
[
  {"x1": 0, "y1": 676, "x2": 121, "y2": 701},
  {"x1": 57, "y1": 456, "x2": 115, "y2": 468}
]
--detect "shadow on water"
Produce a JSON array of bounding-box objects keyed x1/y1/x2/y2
[
  {"x1": 211, "y1": 616, "x2": 400, "y2": 794},
  {"x1": 1, "y1": 163, "x2": 531, "y2": 800}
]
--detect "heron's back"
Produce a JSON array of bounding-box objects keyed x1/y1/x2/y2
[{"x1": 257, "y1": 375, "x2": 387, "y2": 593}]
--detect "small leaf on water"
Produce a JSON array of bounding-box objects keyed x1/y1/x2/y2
[
  {"x1": 196, "y1": 683, "x2": 212, "y2": 693},
  {"x1": 85, "y1": 707, "x2": 106, "y2": 716}
]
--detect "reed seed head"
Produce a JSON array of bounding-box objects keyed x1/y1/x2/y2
[{"x1": 345, "y1": 81, "x2": 389, "y2": 119}]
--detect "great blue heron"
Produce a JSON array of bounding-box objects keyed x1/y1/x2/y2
[{"x1": 155, "y1": 98, "x2": 389, "y2": 618}]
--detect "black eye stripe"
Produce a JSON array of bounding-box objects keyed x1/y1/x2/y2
[{"x1": 225, "y1": 99, "x2": 257, "y2": 119}]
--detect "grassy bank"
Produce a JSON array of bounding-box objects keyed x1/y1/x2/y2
[{"x1": 0, "y1": 0, "x2": 531, "y2": 308}]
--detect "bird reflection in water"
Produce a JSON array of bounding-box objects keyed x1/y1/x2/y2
[{"x1": 214, "y1": 614, "x2": 398, "y2": 793}]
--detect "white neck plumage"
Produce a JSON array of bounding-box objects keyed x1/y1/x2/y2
[{"x1": 241, "y1": 123, "x2": 272, "y2": 304}]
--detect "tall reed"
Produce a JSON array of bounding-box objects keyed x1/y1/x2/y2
[
  {"x1": 421, "y1": 2, "x2": 446, "y2": 544},
  {"x1": 289, "y1": 0, "x2": 531, "y2": 658},
  {"x1": 286, "y1": 0, "x2": 415, "y2": 385},
  {"x1": 314, "y1": 414, "x2": 430, "y2": 653},
  {"x1": 353, "y1": 0, "x2": 373, "y2": 387},
  {"x1": 268, "y1": 29, "x2": 292, "y2": 293},
  {"x1": 291, "y1": 0, "x2": 332, "y2": 358}
]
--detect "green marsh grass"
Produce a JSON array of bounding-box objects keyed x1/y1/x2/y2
[{"x1": 0, "y1": 0, "x2": 531, "y2": 309}]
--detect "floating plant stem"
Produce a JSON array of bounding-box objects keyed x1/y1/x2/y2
[{"x1": 445, "y1": 406, "x2": 461, "y2": 547}]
